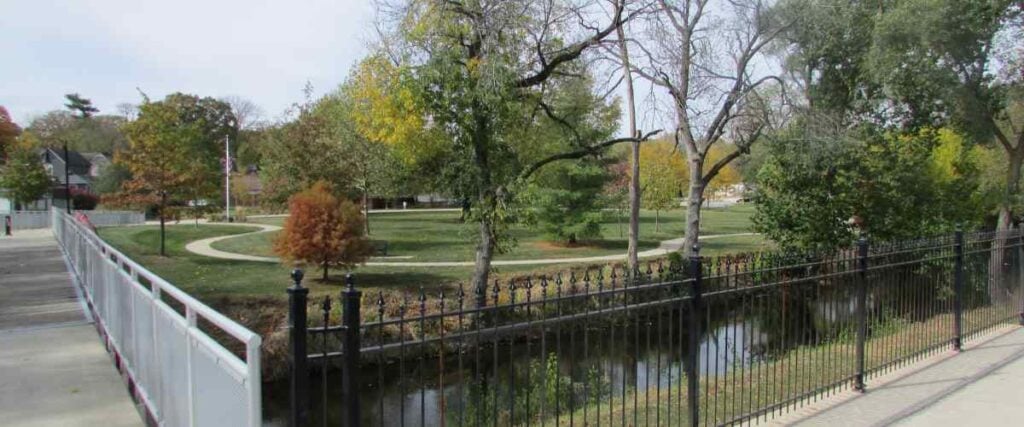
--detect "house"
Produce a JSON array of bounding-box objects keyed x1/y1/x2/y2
[{"x1": 0, "y1": 148, "x2": 110, "y2": 212}]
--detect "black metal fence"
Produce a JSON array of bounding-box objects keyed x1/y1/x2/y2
[{"x1": 286, "y1": 229, "x2": 1024, "y2": 427}]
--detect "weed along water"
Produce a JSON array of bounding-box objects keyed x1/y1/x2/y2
[{"x1": 269, "y1": 230, "x2": 1024, "y2": 426}]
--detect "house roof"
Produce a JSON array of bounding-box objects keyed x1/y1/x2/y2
[{"x1": 42, "y1": 148, "x2": 91, "y2": 169}]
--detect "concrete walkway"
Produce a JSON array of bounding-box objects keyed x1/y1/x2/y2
[
  {"x1": 773, "y1": 326, "x2": 1024, "y2": 427},
  {"x1": 182, "y1": 220, "x2": 759, "y2": 267},
  {"x1": 0, "y1": 230, "x2": 142, "y2": 427}
]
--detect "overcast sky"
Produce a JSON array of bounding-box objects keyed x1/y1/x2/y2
[{"x1": 1, "y1": 0, "x2": 375, "y2": 125}]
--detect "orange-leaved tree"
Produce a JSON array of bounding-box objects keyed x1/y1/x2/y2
[{"x1": 273, "y1": 181, "x2": 374, "y2": 281}]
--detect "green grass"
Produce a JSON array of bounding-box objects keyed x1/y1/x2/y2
[
  {"x1": 218, "y1": 205, "x2": 761, "y2": 262},
  {"x1": 97, "y1": 205, "x2": 764, "y2": 304}
]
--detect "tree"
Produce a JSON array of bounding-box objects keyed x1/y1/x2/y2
[
  {"x1": 92, "y1": 162, "x2": 132, "y2": 195},
  {"x1": 365, "y1": 0, "x2": 655, "y2": 296},
  {"x1": 639, "y1": 140, "x2": 687, "y2": 231},
  {"x1": 629, "y1": 0, "x2": 786, "y2": 255},
  {"x1": 752, "y1": 125, "x2": 985, "y2": 251},
  {"x1": 64, "y1": 93, "x2": 99, "y2": 118},
  {"x1": 774, "y1": 0, "x2": 880, "y2": 114},
  {"x1": 522, "y1": 160, "x2": 610, "y2": 245},
  {"x1": 0, "y1": 106, "x2": 21, "y2": 162},
  {"x1": 867, "y1": 0, "x2": 1021, "y2": 231},
  {"x1": 119, "y1": 93, "x2": 237, "y2": 255},
  {"x1": 258, "y1": 89, "x2": 353, "y2": 205},
  {"x1": 704, "y1": 144, "x2": 743, "y2": 202},
  {"x1": 273, "y1": 181, "x2": 374, "y2": 281},
  {"x1": 220, "y1": 96, "x2": 264, "y2": 130},
  {"x1": 865, "y1": 0, "x2": 1021, "y2": 301},
  {"x1": 0, "y1": 134, "x2": 50, "y2": 209},
  {"x1": 612, "y1": 14, "x2": 643, "y2": 270},
  {"x1": 27, "y1": 111, "x2": 128, "y2": 154}
]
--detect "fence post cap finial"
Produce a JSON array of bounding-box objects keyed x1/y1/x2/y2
[
  {"x1": 691, "y1": 244, "x2": 701, "y2": 257},
  {"x1": 345, "y1": 272, "x2": 356, "y2": 291},
  {"x1": 290, "y1": 268, "x2": 305, "y2": 289}
]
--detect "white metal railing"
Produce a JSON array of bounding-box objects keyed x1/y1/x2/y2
[
  {"x1": 51, "y1": 209, "x2": 262, "y2": 427},
  {"x1": 7, "y1": 210, "x2": 145, "y2": 230}
]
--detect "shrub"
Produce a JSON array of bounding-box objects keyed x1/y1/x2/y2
[{"x1": 70, "y1": 188, "x2": 99, "y2": 210}]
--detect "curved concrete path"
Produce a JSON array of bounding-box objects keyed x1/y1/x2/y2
[{"x1": 183, "y1": 221, "x2": 759, "y2": 267}]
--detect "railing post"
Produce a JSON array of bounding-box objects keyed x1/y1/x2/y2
[
  {"x1": 953, "y1": 228, "x2": 965, "y2": 350},
  {"x1": 854, "y1": 237, "x2": 868, "y2": 392},
  {"x1": 288, "y1": 269, "x2": 309, "y2": 427},
  {"x1": 686, "y1": 245, "x2": 702, "y2": 427},
  {"x1": 341, "y1": 273, "x2": 362, "y2": 427}
]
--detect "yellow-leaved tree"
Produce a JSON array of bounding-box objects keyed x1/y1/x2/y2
[
  {"x1": 346, "y1": 54, "x2": 444, "y2": 163},
  {"x1": 704, "y1": 144, "x2": 743, "y2": 203},
  {"x1": 638, "y1": 140, "x2": 687, "y2": 231}
]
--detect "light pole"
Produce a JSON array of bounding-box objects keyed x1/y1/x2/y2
[{"x1": 63, "y1": 142, "x2": 71, "y2": 213}]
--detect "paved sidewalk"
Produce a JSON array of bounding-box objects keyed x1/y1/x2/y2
[
  {"x1": 182, "y1": 219, "x2": 760, "y2": 267},
  {"x1": 0, "y1": 230, "x2": 142, "y2": 427},
  {"x1": 775, "y1": 326, "x2": 1024, "y2": 427}
]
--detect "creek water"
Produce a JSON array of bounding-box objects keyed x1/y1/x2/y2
[{"x1": 261, "y1": 286, "x2": 885, "y2": 427}]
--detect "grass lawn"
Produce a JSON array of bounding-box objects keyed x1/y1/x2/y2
[
  {"x1": 218, "y1": 205, "x2": 760, "y2": 262},
  {"x1": 97, "y1": 205, "x2": 765, "y2": 305}
]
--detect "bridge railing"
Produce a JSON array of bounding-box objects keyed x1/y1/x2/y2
[
  {"x1": 6, "y1": 210, "x2": 145, "y2": 230},
  {"x1": 51, "y1": 208, "x2": 262, "y2": 427}
]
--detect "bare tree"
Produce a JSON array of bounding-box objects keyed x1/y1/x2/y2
[
  {"x1": 615, "y1": 6, "x2": 644, "y2": 271},
  {"x1": 116, "y1": 102, "x2": 138, "y2": 121},
  {"x1": 221, "y1": 96, "x2": 264, "y2": 130},
  {"x1": 630, "y1": 0, "x2": 785, "y2": 255}
]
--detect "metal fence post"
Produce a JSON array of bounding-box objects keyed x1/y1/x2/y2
[
  {"x1": 687, "y1": 245, "x2": 702, "y2": 427},
  {"x1": 1016, "y1": 225, "x2": 1024, "y2": 326},
  {"x1": 854, "y1": 237, "x2": 869, "y2": 392},
  {"x1": 341, "y1": 273, "x2": 362, "y2": 427},
  {"x1": 953, "y1": 228, "x2": 965, "y2": 350},
  {"x1": 288, "y1": 269, "x2": 309, "y2": 427}
]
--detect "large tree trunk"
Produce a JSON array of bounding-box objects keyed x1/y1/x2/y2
[
  {"x1": 682, "y1": 158, "x2": 705, "y2": 257},
  {"x1": 469, "y1": 102, "x2": 495, "y2": 307},
  {"x1": 991, "y1": 152, "x2": 1022, "y2": 303},
  {"x1": 618, "y1": 23, "x2": 641, "y2": 272},
  {"x1": 471, "y1": 216, "x2": 496, "y2": 307}
]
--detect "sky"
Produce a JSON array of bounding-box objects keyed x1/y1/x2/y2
[{"x1": 1, "y1": 0, "x2": 375, "y2": 126}]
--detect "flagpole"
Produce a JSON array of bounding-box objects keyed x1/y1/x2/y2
[{"x1": 225, "y1": 134, "x2": 231, "y2": 222}]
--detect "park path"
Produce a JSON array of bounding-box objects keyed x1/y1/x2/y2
[
  {"x1": 0, "y1": 229, "x2": 142, "y2": 427},
  {"x1": 771, "y1": 325, "x2": 1024, "y2": 426},
  {"x1": 182, "y1": 220, "x2": 759, "y2": 267}
]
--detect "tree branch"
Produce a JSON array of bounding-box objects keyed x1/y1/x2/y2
[
  {"x1": 516, "y1": 0, "x2": 627, "y2": 88},
  {"x1": 520, "y1": 130, "x2": 662, "y2": 181}
]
